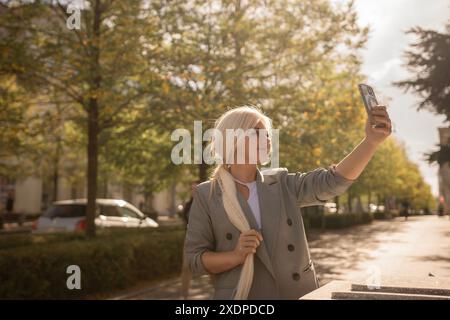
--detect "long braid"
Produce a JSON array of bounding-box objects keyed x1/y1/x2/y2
[{"x1": 216, "y1": 166, "x2": 254, "y2": 300}]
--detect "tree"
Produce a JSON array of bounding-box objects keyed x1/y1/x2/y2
[
  {"x1": 159, "y1": 0, "x2": 368, "y2": 183},
  {"x1": 354, "y1": 137, "x2": 435, "y2": 213},
  {"x1": 0, "y1": 75, "x2": 28, "y2": 177},
  {"x1": 395, "y1": 22, "x2": 450, "y2": 165},
  {"x1": 0, "y1": 0, "x2": 167, "y2": 236}
]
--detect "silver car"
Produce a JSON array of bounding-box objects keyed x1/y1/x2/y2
[{"x1": 33, "y1": 199, "x2": 159, "y2": 233}]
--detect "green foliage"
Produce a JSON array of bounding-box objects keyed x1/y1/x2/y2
[
  {"x1": 302, "y1": 209, "x2": 373, "y2": 230},
  {"x1": 395, "y1": 23, "x2": 450, "y2": 121},
  {"x1": 323, "y1": 212, "x2": 373, "y2": 229},
  {"x1": 353, "y1": 138, "x2": 436, "y2": 212},
  {"x1": 373, "y1": 211, "x2": 399, "y2": 220},
  {"x1": 0, "y1": 1, "x2": 181, "y2": 231},
  {"x1": 360, "y1": 212, "x2": 373, "y2": 224},
  {"x1": 395, "y1": 22, "x2": 450, "y2": 165},
  {"x1": 0, "y1": 227, "x2": 185, "y2": 299},
  {"x1": 0, "y1": 0, "x2": 436, "y2": 220}
]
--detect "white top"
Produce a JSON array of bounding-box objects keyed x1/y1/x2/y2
[{"x1": 233, "y1": 178, "x2": 262, "y2": 229}]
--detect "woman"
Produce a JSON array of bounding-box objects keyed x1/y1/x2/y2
[{"x1": 184, "y1": 105, "x2": 392, "y2": 300}]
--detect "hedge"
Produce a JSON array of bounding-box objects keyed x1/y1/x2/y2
[
  {"x1": 323, "y1": 212, "x2": 373, "y2": 229},
  {"x1": 373, "y1": 211, "x2": 403, "y2": 220},
  {"x1": 0, "y1": 227, "x2": 186, "y2": 299},
  {"x1": 302, "y1": 210, "x2": 374, "y2": 230}
]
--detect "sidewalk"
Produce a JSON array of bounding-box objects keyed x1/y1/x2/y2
[
  {"x1": 112, "y1": 215, "x2": 450, "y2": 300},
  {"x1": 112, "y1": 274, "x2": 214, "y2": 300}
]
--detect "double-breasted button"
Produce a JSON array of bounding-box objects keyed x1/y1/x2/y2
[
  {"x1": 292, "y1": 273, "x2": 300, "y2": 281},
  {"x1": 287, "y1": 218, "x2": 292, "y2": 226},
  {"x1": 288, "y1": 244, "x2": 295, "y2": 252},
  {"x1": 226, "y1": 233, "x2": 232, "y2": 240}
]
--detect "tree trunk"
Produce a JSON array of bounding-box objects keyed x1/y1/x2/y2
[
  {"x1": 347, "y1": 189, "x2": 353, "y2": 213},
  {"x1": 384, "y1": 196, "x2": 390, "y2": 213},
  {"x1": 123, "y1": 182, "x2": 132, "y2": 203},
  {"x1": 52, "y1": 106, "x2": 62, "y2": 202},
  {"x1": 356, "y1": 195, "x2": 363, "y2": 213},
  {"x1": 144, "y1": 190, "x2": 154, "y2": 213},
  {"x1": 86, "y1": 98, "x2": 99, "y2": 237},
  {"x1": 86, "y1": 0, "x2": 101, "y2": 238},
  {"x1": 102, "y1": 173, "x2": 108, "y2": 198},
  {"x1": 52, "y1": 149, "x2": 59, "y2": 202}
]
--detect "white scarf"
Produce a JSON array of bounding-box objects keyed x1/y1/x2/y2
[{"x1": 216, "y1": 165, "x2": 255, "y2": 300}]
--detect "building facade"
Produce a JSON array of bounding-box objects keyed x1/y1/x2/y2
[
  {"x1": 438, "y1": 127, "x2": 450, "y2": 214},
  {"x1": 0, "y1": 174, "x2": 181, "y2": 217}
]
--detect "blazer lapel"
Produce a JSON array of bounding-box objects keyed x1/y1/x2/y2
[
  {"x1": 236, "y1": 191, "x2": 260, "y2": 231},
  {"x1": 256, "y1": 180, "x2": 281, "y2": 263},
  {"x1": 235, "y1": 180, "x2": 277, "y2": 281}
]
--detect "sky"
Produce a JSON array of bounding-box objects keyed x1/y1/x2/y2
[{"x1": 349, "y1": 0, "x2": 449, "y2": 197}]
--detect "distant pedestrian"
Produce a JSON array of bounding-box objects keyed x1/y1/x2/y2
[
  {"x1": 138, "y1": 200, "x2": 145, "y2": 212},
  {"x1": 6, "y1": 189, "x2": 14, "y2": 213},
  {"x1": 401, "y1": 199, "x2": 410, "y2": 221}
]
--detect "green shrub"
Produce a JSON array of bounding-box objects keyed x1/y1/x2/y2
[
  {"x1": 308, "y1": 213, "x2": 324, "y2": 229},
  {"x1": 374, "y1": 211, "x2": 386, "y2": 219},
  {"x1": 301, "y1": 215, "x2": 310, "y2": 234},
  {"x1": 346, "y1": 213, "x2": 359, "y2": 226},
  {"x1": 0, "y1": 232, "x2": 87, "y2": 251},
  {"x1": 301, "y1": 206, "x2": 324, "y2": 229},
  {"x1": 0, "y1": 225, "x2": 183, "y2": 251},
  {"x1": 373, "y1": 211, "x2": 400, "y2": 220},
  {"x1": 324, "y1": 213, "x2": 347, "y2": 229},
  {"x1": 361, "y1": 212, "x2": 373, "y2": 224},
  {"x1": 0, "y1": 227, "x2": 185, "y2": 299},
  {"x1": 323, "y1": 212, "x2": 373, "y2": 229}
]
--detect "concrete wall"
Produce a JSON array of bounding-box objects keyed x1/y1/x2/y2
[{"x1": 438, "y1": 127, "x2": 450, "y2": 214}]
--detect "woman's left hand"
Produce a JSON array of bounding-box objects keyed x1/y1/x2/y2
[{"x1": 365, "y1": 105, "x2": 392, "y2": 146}]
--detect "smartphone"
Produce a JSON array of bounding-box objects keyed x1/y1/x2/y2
[{"x1": 358, "y1": 83, "x2": 385, "y2": 128}]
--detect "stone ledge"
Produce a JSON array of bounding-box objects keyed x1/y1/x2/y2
[{"x1": 300, "y1": 276, "x2": 450, "y2": 300}]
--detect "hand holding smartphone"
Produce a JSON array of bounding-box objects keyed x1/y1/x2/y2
[{"x1": 358, "y1": 84, "x2": 386, "y2": 129}]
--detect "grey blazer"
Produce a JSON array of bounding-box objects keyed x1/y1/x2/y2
[{"x1": 184, "y1": 165, "x2": 357, "y2": 300}]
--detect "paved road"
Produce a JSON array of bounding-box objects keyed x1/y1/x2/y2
[
  {"x1": 310, "y1": 215, "x2": 450, "y2": 285},
  {"x1": 115, "y1": 215, "x2": 450, "y2": 300}
]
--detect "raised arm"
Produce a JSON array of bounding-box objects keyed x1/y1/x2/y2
[
  {"x1": 286, "y1": 105, "x2": 392, "y2": 207},
  {"x1": 286, "y1": 165, "x2": 357, "y2": 207},
  {"x1": 334, "y1": 105, "x2": 392, "y2": 180}
]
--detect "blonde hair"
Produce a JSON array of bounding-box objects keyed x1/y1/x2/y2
[
  {"x1": 207, "y1": 105, "x2": 273, "y2": 199},
  {"x1": 205, "y1": 105, "x2": 273, "y2": 299}
]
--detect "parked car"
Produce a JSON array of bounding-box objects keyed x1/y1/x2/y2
[{"x1": 32, "y1": 199, "x2": 158, "y2": 233}]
